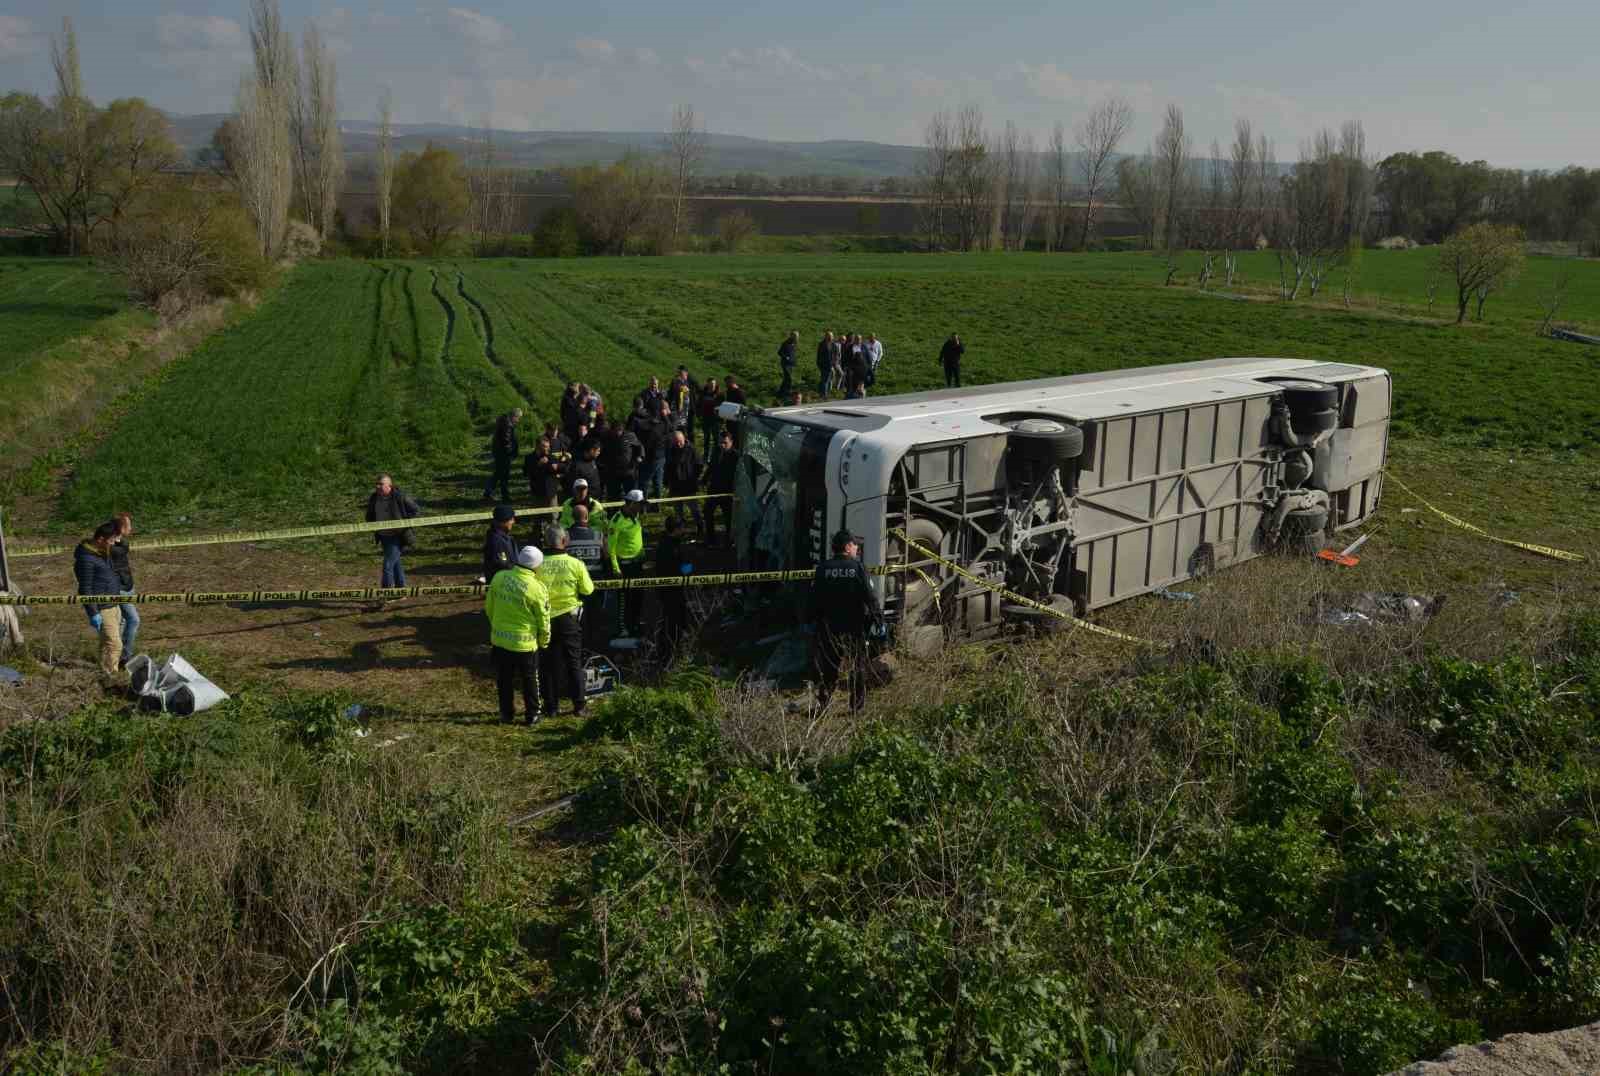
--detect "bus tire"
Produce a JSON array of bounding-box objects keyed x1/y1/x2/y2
[
  {"x1": 1001, "y1": 416, "x2": 1084, "y2": 463},
  {"x1": 891, "y1": 518, "x2": 946, "y2": 620},
  {"x1": 1265, "y1": 378, "x2": 1339, "y2": 413},
  {"x1": 1293, "y1": 408, "x2": 1338, "y2": 435}
]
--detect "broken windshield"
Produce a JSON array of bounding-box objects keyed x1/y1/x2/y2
[{"x1": 734, "y1": 415, "x2": 829, "y2": 572}]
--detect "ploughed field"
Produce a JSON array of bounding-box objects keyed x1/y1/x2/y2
[{"x1": 46, "y1": 249, "x2": 1600, "y2": 533}]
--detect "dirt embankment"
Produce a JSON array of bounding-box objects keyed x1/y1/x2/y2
[{"x1": 1388, "y1": 1023, "x2": 1600, "y2": 1075}]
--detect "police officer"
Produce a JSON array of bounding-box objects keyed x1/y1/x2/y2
[
  {"x1": 568, "y1": 502, "x2": 609, "y2": 649},
  {"x1": 559, "y1": 478, "x2": 607, "y2": 530},
  {"x1": 484, "y1": 546, "x2": 549, "y2": 725},
  {"x1": 607, "y1": 490, "x2": 648, "y2": 639},
  {"x1": 810, "y1": 529, "x2": 882, "y2": 713},
  {"x1": 537, "y1": 524, "x2": 595, "y2": 718},
  {"x1": 480, "y1": 504, "x2": 517, "y2": 583}
]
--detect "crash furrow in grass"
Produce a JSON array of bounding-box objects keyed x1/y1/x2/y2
[
  {"x1": 407, "y1": 266, "x2": 474, "y2": 459},
  {"x1": 453, "y1": 270, "x2": 542, "y2": 419},
  {"x1": 450, "y1": 268, "x2": 568, "y2": 419}
]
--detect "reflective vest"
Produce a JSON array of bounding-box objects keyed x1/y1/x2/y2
[
  {"x1": 484, "y1": 566, "x2": 550, "y2": 652},
  {"x1": 567, "y1": 525, "x2": 605, "y2": 574},
  {"x1": 560, "y1": 496, "x2": 607, "y2": 530},
  {"x1": 538, "y1": 553, "x2": 595, "y2": 619},
  {"x1": 606, "y1": 512, "x2": 645, "y2": 572}
]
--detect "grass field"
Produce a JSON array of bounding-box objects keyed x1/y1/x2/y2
[
  {"x1": 8, "y1": 247, "x2": 1600, "y2": 1075},
  {"x1": 0, "y1": 258, "x2": 128, "y2": 372},
  {"x1": 44, "y1": 247, "x2": 1600, "y2": 533}
]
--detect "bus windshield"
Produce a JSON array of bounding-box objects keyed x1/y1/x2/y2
[{"x1": 734, "y1": 415, "x2": 830, "y2": 572}]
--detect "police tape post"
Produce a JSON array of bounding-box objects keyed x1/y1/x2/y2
[{"x1": 6, "y1": 493, "x2": 735, "y2": 560}]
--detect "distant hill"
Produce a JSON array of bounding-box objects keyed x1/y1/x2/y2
[{"x1": 167, "y1": 114, "x2": 931, "y2": 180}]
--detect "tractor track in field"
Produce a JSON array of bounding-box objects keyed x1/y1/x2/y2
[
  {"x1": 525, "y1": 276, "x2": 693, "y2": 378},
  {"x1": 472, "y1": 279, "x2": 575, "y2": 390},
  {"x1": 428, "y1": 268, "x2": 472, "y2": 417},
  {"x1": 455, "y1": 272, "x2": 540, "y2": 412}
]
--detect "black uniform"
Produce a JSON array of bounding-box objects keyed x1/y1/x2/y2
[
  {"x1": 810, "y1": 554, "x2": 881, "y2": 711},
  {"x1": 568, "y1": 523, "x2": 608, "y2": 649},
  {"x1": 777, "y1": 337, "x2": 798, "y2": 396},
  {"x1": 484, "y1": 413, "x2": 519, "y2": 500},
  {"x1": 706, "y1": 449, "x2": 738, "y2": 545},
  {"x1": 482, "y1": 525, "x2": 517, "y2": 582},
  {"x1": 940, "y1": 338, "x2": 965, "y2": 389}
]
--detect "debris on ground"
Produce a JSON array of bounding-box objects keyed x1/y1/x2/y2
[
  {"x1": 1153, "y1": 587, "x2": 1197, "y2": 601},
  {"x1": 127, "y1": 653, "x2": 230, "y2": 715},
  {"x1": 1311, "y1": 592, "x2": 1446, "y2": 627},
  {"x1": 1550, "y1": 327, "x2": 1600, "y2": 346},
  {"x1": 0, "y1": 665, "x2": 22, "y2": 687},
  {"x1": 343, "y1": 703, "x2": 366, "y2": 720}
]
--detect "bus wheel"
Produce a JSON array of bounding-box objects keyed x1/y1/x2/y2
[{"x1": 890, "y1": 518, "x2": 947, "y2": 620}]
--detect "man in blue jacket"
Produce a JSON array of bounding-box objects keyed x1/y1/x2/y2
[{"x1": 73, "y1": 521, "x2": 125, "y2": 681}]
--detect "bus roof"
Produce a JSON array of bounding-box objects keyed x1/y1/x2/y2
[{"x1": 760, "y1": 356, "x2": 1386, "y2": 442}]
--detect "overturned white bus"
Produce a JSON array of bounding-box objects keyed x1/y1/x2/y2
[{"x1": 723, "y1": 356, "x2": 1390, "y2": 649}]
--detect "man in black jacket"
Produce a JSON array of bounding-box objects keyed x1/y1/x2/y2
[
  {"x1": 481, "y1": 504, "x2": 518, "y2": 583},
  {"x1": 810, "y1": 530, "x2": 882, "y2": 712},
  {"x1": 524, "y1": 436, "x2": 561, "y2": 508},
  {"x1": 602, "y1": 423, "x2": 643, "y2": 499},
  {"x1": 560, "y1": 383, "x2": 582, "y2": 439},
  {"x1": 365, "y1": 474, "x2": 420, "y2": 590},
  {"x1": 639, "y1": 401, "x2": 673, "y2": 499},
  {"x1": 705, "y1": 429, "x2": 738, "y2": 547},
  {"x1": 483, "y1": 408, "x2": 522, "y2": 501},
  {"x1": 777, "y1": 330, "x2": 798, "y2": 398},
  {"x1": 665, "y1": 429, "x2": 703, "y2": 534},
  {"x1": 813, "y1": 331, "x2": 832, "y2": 398},
  {"x1": 570, "y1": 439, "x2": 603, "y2": 494},
  {"x1": 73, "y1": 521, "x2": 126, "y2": 680},
  {"x1": 940, "y1": 333, "x2": 965, "y2": 388}
]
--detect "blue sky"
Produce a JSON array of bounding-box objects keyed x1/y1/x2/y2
[{"x1": 1, "y1": 0, "x2": 1594, "y2": 167}]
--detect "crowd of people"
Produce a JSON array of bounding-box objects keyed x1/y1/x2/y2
[{"x1": 70, "y1": 338, "x2": 926, "y2": 714}]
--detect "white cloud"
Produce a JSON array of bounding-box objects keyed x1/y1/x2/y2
[
  {"x1": 155, "y1": 13, "x2": 245, "y2": 51},
  {"x1": 572, "y1": 37, "x2": 615, "y2": 62},
  {"x1": 633, "y1": 47, "x2": 659, "y2": 67},
  {"x1": 0, "y1": 14, "x2": 38, "y2": 59},
  {"x1": 444, "y1": 7, "x2": 509, "y2": 49}
]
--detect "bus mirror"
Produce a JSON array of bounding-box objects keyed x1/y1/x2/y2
[{"x1": 717, "y1": 402, "x2": 745, "y2": 422}]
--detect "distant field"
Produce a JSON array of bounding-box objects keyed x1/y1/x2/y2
[{"x1": 53, "y1": 249, "x2": 1600, "y2": 529}]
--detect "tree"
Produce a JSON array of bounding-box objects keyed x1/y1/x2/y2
[
  {"x1": 234, "y1": 0, "x2": 295, "y2": 259},
  {"x1": 1075, "y1": 96, "x2": 1133, "y2": 250},
  {"x1": 715, "y1": 209, "x2": 759, "y2": 252},
  {"x1": 664, "y1": 103, "x2": 707, "y2": 246},
  {"x1": 1436, "y1": 222, "x2": 1524, "y2": 324},
  {"x1": 108, "y1": 183, "x2": 268, "y2": 312},
  {"x1": 1044, "y1": 121, "x2": 1071, "y2": 251},
  {"x1": 1116, "y1": 154, "x2": 1158, "y2": 250},
  {"x1": 290, "y1": 21, "x2": 343, "y2": 240},
  {"x1": 376, "y1": 89, "x2": 394, "y2": 257},
  {"x1": 996, "y1": 121, "x2": 1037, "y2": 251},
  {"x1": 1271, "y1": 127, "x2": 1367, "y2": 300},
  {"x1": 1222, "y1": 117, "x2": 1258, "y2": 284},
  {"x1": 393, "y1": 144, "x2": 471, "y2": 254},
  {"x1": 91, "y1": 98, "x2": 183, "y2": 245},
  {"x1": 948, "y1": 104, "x2": 995, "y2": 251},
  {"x1": 1153, "y1": 104, "x2": 1192, "y2": 254},
  {"x1": 570, "y1": 154, "x2": 666, "y2": 254},
  {"x1": 917, "y1": 110, "x2": 954, "y2": 251}
]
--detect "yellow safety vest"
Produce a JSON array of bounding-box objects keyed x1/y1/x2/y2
[
  {"x1": 484, "y1": 566, "x2": 550, "y2": 652},
  {"x1": 559, "y1": 497, "x2": 607, "y2": 530},
  {"x1": 537, "y1": 553, "x2": 595, "y2": 619},
  {"x1": 606, "y1": 512, "x2": 645, "y2": 573}
]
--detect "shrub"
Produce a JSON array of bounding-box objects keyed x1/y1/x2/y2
[{"x1": 714, "y1": 209, "x2": 759, "y2": 252}]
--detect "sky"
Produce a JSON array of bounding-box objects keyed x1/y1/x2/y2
[{"x1": 0, "y1": 0, "x2": 1595, "y2": 168}]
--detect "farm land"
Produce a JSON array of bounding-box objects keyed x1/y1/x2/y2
[{"x1": 5, "y1": 248, "x2": 1600, "y2": 1074}]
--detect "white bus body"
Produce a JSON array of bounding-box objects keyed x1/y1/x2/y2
[{"x1": 728, "y1": 356, "x2": 1390, "y2": 642}]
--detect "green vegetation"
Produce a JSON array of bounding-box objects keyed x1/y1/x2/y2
[
  {"x1": 0, "y1": 258, "x2": 128, "y2": 370},
  {"x1": 48, "y1": 247, "x2": 1600, "y2": 532}
]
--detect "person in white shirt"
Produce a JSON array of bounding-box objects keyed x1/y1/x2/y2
[{"x1": 865, "y1": 334, "x2": 884, "y2": 387}]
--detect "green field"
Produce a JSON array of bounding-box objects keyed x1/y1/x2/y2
[
  {"x1": 49, "y1": 249, "x2": 1600, "y2": 531},
  {"x1": 0, "y1": 258, "x2": 127, "y2": 372},
  {"x1": 10, "y1": 248, "x2": 1600, "y2": 1075}
]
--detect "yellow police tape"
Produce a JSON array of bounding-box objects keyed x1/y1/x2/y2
[
  {"x1": 888, "y1": 528, "x2": 1159, "y2": 647},
  {"x1": 1384, "y1": 475, "x2": 1586, "y2": 564},
  {"x1": 6, "y1": 493, "x2": 732, "y2": 559},
  {"x1": 0, "y1": 566, "x2": 823, "y2": 607}
]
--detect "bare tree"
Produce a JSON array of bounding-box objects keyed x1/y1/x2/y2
[
  {"x1": 1271, "y1": 130, "x2": 1358, "y2": 300},
  {"x1": 1153, "y1": 104, "x2": 1191, "y2": 254},
  {"x1": 236, "y1": 0, "x2": 295, "y2": 260},
  {"x1": 997, "y1": 122, "x2": 1037, "y2": 251},
  {"x1": 1537, "y1": 262, "x2": 1572, "y2": 336},
  {"x1": 291, "y1": 22, "x2": 343, "y2": 240},
  {"x1": 1338, "y1": 120, "x2": 1372, "y2": 244},
  {"x1": 49, "y1": 16, "x2": 92, "y2": 253},
  {"x1": 916, "y1": 110, "x2": 954, "y2": 250},
  {"x1": 1116, "y1": 154, "x2": 1158, "y2": 251},
  {"x1": 1044, "y1": 121, "x2": 1071, "y2": 251},
  {"x1": 663, "y1": 103, "x2": 707, "y2": 247},
  {"x1": 1075, "y1": 96, "x2": 1132, "y2": 250},
  {"x1": 376, "y1": 88, "x2": 394, "y2": 256},
  {"x1": 1197, "y1": 139, "x2": 1228, "y2": 288},
  {"x1": 949, "y1": 104, "x2": 995, "y2": 251}
]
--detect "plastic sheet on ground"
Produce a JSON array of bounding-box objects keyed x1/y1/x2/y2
[
  {"x1": 127, "y1": 653, "x2": 231, "y2": 715},
  {"x1": 1310, "y1": 592, "x2": 1446, "y2": 628}
]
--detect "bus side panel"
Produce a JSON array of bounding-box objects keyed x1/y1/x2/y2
[{"x1": 1073, "y1": 394, "x2": 1275, "y2": 609}]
